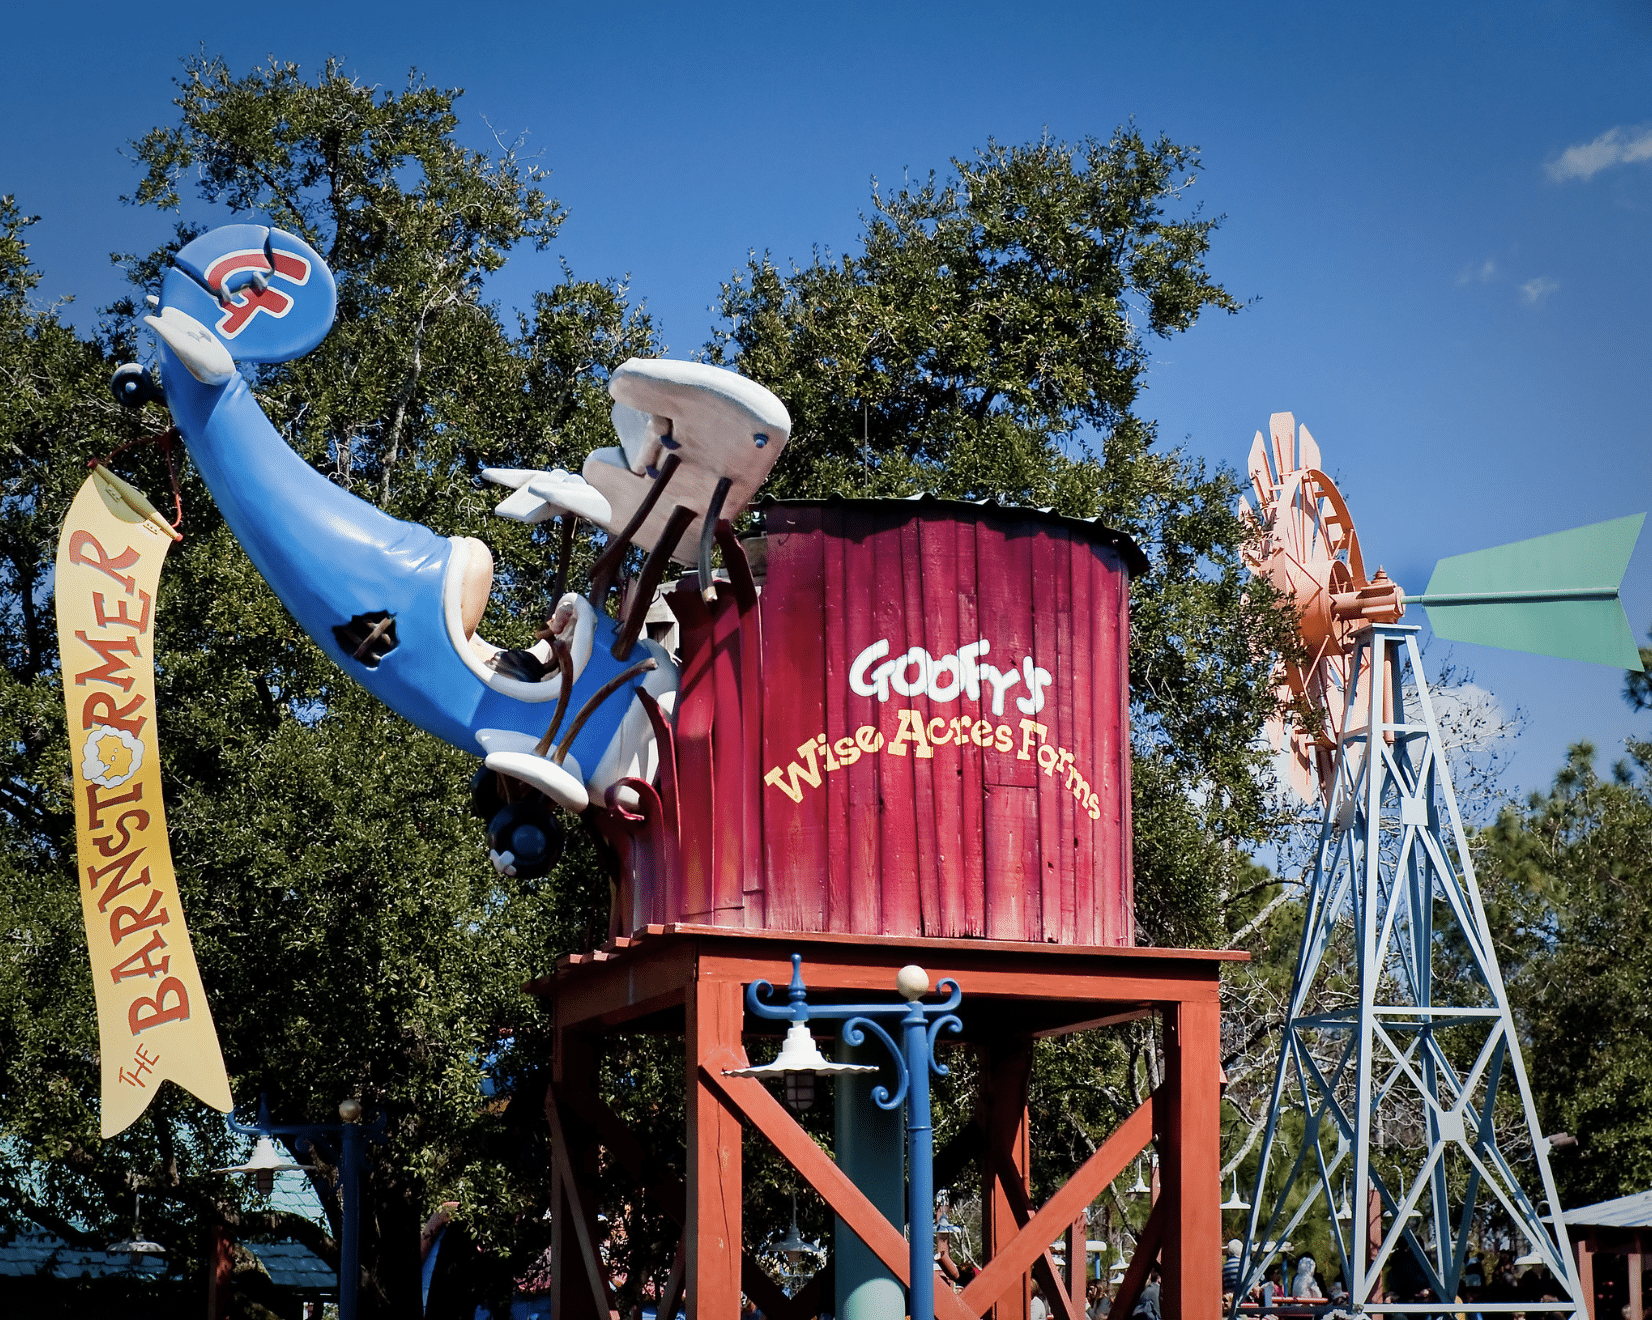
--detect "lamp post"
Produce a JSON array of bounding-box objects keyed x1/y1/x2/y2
[
  {"x1": 221, "y1": 1094, "x2": 385, "y2": 1320},
  {"x1": 774, "y1": 1192, "x2": 825, "y2": 1292},
  {"x1": 1220, "y1": 1171, "x2": 1251, "y2": 1213},
  {"x1": 108, "y1": 1189, "x2": 167, "y2": 1271},
  {"x1": 725, "y1": 954, "x2": 963, "y2": 1320}
]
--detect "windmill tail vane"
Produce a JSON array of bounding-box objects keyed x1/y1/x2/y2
[
  {"x1": 1233, "y1": 413, "x2": 1639, "y2": 1320},
  {"x1": 1408, "y1": 513, "x2": 1645, "y2": 672}
]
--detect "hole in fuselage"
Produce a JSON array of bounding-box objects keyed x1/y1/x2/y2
[{"x1": 334, "y1": 611, "x2": 398, "y2": 668}]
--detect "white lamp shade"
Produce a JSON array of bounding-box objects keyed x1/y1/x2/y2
[
  {"x1": 214, "y1": 1135, "x2": 311, "y2": 1176},
  {"x1": 108, "y1": 1236, "x2": 165, "y2": 1258},
  {"x1": 723, "y1": 1024, "x2": 880, "y2": 1079}
]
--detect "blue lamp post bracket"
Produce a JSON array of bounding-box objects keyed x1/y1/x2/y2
[
  {"x1": 725, "y1": 953, "x2": 965, "y2": 1320},
  {"x1": 225, "y1": 1093, "x2": 386, "y2": 1320}
]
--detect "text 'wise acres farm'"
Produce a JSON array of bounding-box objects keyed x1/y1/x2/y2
[{"x1": 765, "y1": 635, "x2": 1102, "y2": 818}]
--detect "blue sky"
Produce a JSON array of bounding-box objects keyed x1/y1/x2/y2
[{"x1": 5, "y1": 0, "x2": 1650, "y2": 798}]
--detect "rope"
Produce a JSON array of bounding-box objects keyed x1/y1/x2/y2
[{"x1": 90, "y1": 426, "x2": 184, "y2": 533}]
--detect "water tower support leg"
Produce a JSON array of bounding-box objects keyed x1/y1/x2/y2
[
  {"x1": 550, "y1": 1033, "x2": 609, "y2": 1320},
  {"x1": 980, "y1": 1038, "x2": 1034, "y2": 1320},
  {"x1": 1066, "y1": 1216, "x2": 1086, "y2": 1313},
  {"x1": 687, "y1": 976, "x2": 744, "y2": 1320},
  {"x1": 1160, "y1": 997, "x2": 1222, "y2": 1320}
]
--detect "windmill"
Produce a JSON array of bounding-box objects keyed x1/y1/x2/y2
[{"x1": 1234, "y1": 413, "x2": 1644, "y2": 1318}]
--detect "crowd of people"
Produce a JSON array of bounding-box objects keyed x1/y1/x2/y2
[
  {"x1": 1219, "y1": 1238, "x2": 1569, "y2": 1319},
  {"x1": 729, "y1": 1235, "x2": 1574, "y2": 1320}
]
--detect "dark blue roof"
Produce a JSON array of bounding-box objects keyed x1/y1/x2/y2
[
  {"x1": 0, "y1": 1233, "x2": 168, "y2": 1279},
  {"x1": 247, "y1": 1240, "x2": 337, "y2": 1292}
]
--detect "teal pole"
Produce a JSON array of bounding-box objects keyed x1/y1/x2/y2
[{"x1": 834, "y1": 1038, "x2": 905, "y2": 1320}]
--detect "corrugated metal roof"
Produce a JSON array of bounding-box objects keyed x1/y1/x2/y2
[
  {"x1": 1562, "y1": 1190, "x2": 1652, "y2": 1229},
  {"x1": 754, "y1": 494, "x2": 1152, "y2": 577},
  {"x1": 0, "y1": 1233, "x2": 168, "y2": 1279},
  {"x1": 247, "y1": 1239, "x2": 337, "y2": 1291}
]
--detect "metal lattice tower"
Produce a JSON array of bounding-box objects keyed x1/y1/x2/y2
[{"x1": 1236, "y1": 623, "x2": 1583, "y2": 1318}]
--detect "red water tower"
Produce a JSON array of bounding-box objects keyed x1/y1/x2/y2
[{"x1": 537, "y1": 498, "x2": 1233, "y2": 1320}]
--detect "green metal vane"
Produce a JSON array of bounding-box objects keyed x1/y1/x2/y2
[{"x1": 1406, "y1": 513, "x2": 1645, "y2": 671}]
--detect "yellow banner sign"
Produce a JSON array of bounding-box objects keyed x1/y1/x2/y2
[{"x1": 54, "y1": 466, "x2": 232, "y2": 1137}]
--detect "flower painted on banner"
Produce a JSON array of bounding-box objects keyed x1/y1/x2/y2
[{"x1": 81, "y1": 724, "x2": 143, "y2": 789}]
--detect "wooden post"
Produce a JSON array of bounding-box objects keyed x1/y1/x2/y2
[
  {"x1": 551, "y1": 1032, "x2": 611, "y2": 1320},
  {"x1": 1577, "y1": 1237, "x2": 1597, "y2": 1320},
  {"x1": 204, "y1": 1221, "x2": 233, "y2": 1320},
  {"x1": 1366, "y1": 1184, "x2": 1385, "y2": 1304},
  {"x1": 981, "y1": 1038, "x2": 1034, "y2": 1320},
  {"x1": 1630, "y1": 1233, "x2": 1644, "y2": 1320},
  {"x1": 687, "y1": 976, "x2": 744, "y2": 1320},
  {"x1": 1067, "y1": 1216, "x2": 1087, "y2": 1313},
  {"x1": 1160, "y1": 998, "x2": 1221, "y2": 1320}
]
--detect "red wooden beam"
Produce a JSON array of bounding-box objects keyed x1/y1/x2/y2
[
  {"x1": 702, "y1": 1050, "x2": 976, "y2": 1320},
  {"x1": 959, "y1": 1099, "x2": 1154, "y2": 1318},
  {"x1": 1161, "y1": 998, "x2": 1222, "y2": 1320},
  {"x1": 687, "y1": 982, "x2": 744, "y2": 1320},
  {"x1": 548, "y1": 1091, "x2": 619, "y2": 1320},
  {"x1": 981, "y1": 1136, "x2": 1085, "y2": 1320},
  {"x1": 1066, "y1": 1217, "x2": 1086, "y2": 1315},
  {"x1": 1035, "y1": 1253, "x2": 1084, "y2": 1320},
  {"x1": 981, "y1": 1040, "x2": 1032, "y2": 1320},
  {"x1": 1108, "y1": 1197, "x2": 1165, "y2": 1320},
  {"x1": 205, "y1": 1223, "x2": 233, "y2": 1320}
]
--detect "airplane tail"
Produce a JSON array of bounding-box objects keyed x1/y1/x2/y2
[{"x1": 154, "y1": 223, "x2": 337, "y2": 368}]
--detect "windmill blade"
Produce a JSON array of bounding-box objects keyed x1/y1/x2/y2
[
  {"x1": 1248, "y1": 431, "x2": 1273, "y2": 507},
  {"x1": 1412, "y1": 513, "x2": 1645, "y2": 670},
  {"x1": 1296, "y1": 422, "x2": 1321, "y2": 472},
  {"x1": 1270, "y1": 412, "x2": 1296, "y2": 485}
]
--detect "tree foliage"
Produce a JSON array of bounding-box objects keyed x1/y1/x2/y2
[
  {"x1": 1, "y1": 54, "x2": 657, "y2": 1317},
  {"x1": 1475, "y1": 738, "x2": 1652, "y2": 1207},
  {"x1": 707, "y1": 132, "x2": 1292, "y2": 945},
  {"x1": 1625, "y1": 624, "x2": 1652, "y2": 714}
]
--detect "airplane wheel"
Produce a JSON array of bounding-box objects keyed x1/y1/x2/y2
[
  {"x1": 110, "y1": 362, "x2": 164, "y2": 409},
  {"x1": 486, "y1": 801, "x2": 564, "y2": 881}
]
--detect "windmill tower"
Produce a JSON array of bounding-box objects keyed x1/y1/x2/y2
[{"x1": 1235, "y1": 414, "x2": 1644, "y2": 1318}]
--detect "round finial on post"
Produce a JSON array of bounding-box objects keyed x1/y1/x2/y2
[
  {"x1": 338, "y1": 1098, "x2": 363, "y2": 1124},
  {"x1": 896, "y1": 965, "x2": 930, "y2": 1001}
]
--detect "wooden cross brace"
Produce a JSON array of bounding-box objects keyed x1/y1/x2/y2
[
  {"x1": 550, "y1": 1082, "x2": 809, "y2": 1320},
  {"x1": 702, "y1": 1048, "x2": 1157, "y2": 1320}
]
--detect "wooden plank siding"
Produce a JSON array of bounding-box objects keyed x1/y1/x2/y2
[{"x1": 640, "y1": 498, "x2": 1141, "y2": 945}]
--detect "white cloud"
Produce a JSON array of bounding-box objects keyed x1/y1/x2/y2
[
  {"x1": 1546, "y1": 125, "x2": 1652, "y2": 182},
  {"x1": 1519, "y1": 276, "x2": 1559, "y2": 304},
  {"x1": 1456, "y1": 257, "x2": 1499, "y2": 286}
]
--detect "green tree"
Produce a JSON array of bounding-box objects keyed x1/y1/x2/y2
[
  {"x1": 706, "y1": 131, "x2": 1293, "y2": 945},
  {"x1": 1476, "y1": 738, "x2": 1652, "y2": 1207},
  {"x1": 1625, "y1": 623, "x2": 1651, "y2": 713},
  {"x1": 0, "y1": 55, "x2": 657, "y2": 1317}
]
